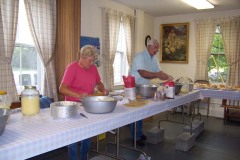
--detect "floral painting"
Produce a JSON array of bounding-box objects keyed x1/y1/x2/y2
[{"x1": 160, "y1": 23, "x2": 189, "y2": 63}]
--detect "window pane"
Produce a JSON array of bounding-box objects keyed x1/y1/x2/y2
[
  {"x1": 12, "y1": 46, "x2": 20, "y2": 68},
  {"x1": 113, "y1": 21, "x2": 129, "y2": 86},
  {"x1": 211, "y1": 33, "x2": 224, "y2": 54},
  {"x1": 208, "y1": 55, "x2": 228, "y2": 83},
  {"x1": 12, "y1": 45, "x2": 41, "y2": 93},
  {"x1": 113, "y1": 52, "x2": 123, "y2": 84},
  {"x1": 208, "y1": 26, "x2": 228, "y2": 83},
  {"x1": 21, "y1": 46, "x2": 37, "y2": 70}
]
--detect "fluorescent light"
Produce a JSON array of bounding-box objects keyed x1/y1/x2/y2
[{"x1": 182, "y1": 0, "x2": 214, "y2": 10}]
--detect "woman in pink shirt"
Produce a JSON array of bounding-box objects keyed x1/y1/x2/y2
[{"x1": 59, "y1": 45, "x2": 108, "y2": 160}]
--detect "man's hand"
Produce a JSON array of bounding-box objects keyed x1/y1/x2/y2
[{"x1": 167, "y1": 75, "x2": 174, "y2": 81}]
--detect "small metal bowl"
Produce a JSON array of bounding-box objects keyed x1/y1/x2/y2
[
  {"x1": 81, "y1": 96, "x2": 118, "y2": 114},
  {"x1": 136, "y1": 84, "x2": 159, "y2": 98},
  {"x1": 0, "y1": 108, "x2": 11, "y2": 136},
  {"x1": 50, "y1": 101, "x2": 81, "y2": 119}
]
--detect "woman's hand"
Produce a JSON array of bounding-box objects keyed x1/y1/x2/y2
[
  {"x1": 103, "y1": 89, "x2": 109, "y2": 96},
  {"x1": 79, "y1": 93, "x2": 88, "y2": 100}
]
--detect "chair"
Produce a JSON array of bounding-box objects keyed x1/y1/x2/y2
[
  {"x1": 194, "y1": 80, "x2": 210, "y2": 117},
  {"x1": 221, "y1": 99, "x2": 240, "y2": 124}
]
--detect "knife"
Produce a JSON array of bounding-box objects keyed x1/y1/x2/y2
[{"x1": 80, "y1": 113, "x2": 88, "y2": 118}]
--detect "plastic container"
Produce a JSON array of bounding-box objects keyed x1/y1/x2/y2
[
  {"x1": 0, "y1": 91, "x2": 12, "y2": 109},
  {"x1": 21, "y1": 86, "x2": 40, "y2": 116},
  {"x1": 163, "y1": 81, "x2": 175, "y2": 98},
  {"x1": 178, "y1": 77, "x2": 190, "y2": 93}
]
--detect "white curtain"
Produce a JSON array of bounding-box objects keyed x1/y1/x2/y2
[
  {"x1": 102, "y1": 9, "x2": 121, "y2": 91},
  {"x1": 219, "y1": 16, "x2": 240, "y2": 86},
  {"x1": 195, "y1": 18, "x2": 216, "y2": 81},
  {"x1": 122, "y1": 15, "x2": 135, "y2": 68},
  {"x1": 0, "y1": 0, "x2": 19, "y2": 101},
  {"x1": 24, "y1": 0, "x2": 58, "y2": 101}
]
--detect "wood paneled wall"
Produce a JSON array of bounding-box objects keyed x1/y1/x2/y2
[{"x1": 55, "y1": 0, "x2": 81, "y2": 100}]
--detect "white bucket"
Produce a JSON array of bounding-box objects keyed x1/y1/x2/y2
[{"x1": 124, "y1": 87, "x2": 136, "y2": 100}]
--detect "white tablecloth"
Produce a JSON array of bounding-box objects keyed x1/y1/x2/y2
[
  {"x1": 198, "y1": 89, "x2": 240, "y2": 100},
  {"x1": 0, "y1": 90, "x2": 202, "y2": 160}
]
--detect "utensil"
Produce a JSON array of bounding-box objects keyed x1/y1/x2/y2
[
  {"x1": 80, "y1": 113, "x2": 88, "y2": 118},
  {"x1": 136, "y1": 84, "x2": 159, "y2": 98},
  {"x1": 81, "y1": 96, "x2": 118, "y2": 114},
  {"x1": 159, "y1": 91, "x2": 166, "y2": 100},
  {"x1": 0, "y1": 108, "x2": 11, "y2": 136}
]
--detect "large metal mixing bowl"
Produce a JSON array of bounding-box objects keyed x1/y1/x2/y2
[
  {"x1": 0, "y1": 108, "x2": 11, "y2": 136},
  {"x1": 81, "y1": 96, "x2": 118, "y2": 114},
  {"x1": 136, "y1": 84, "x2": 159, "y2": 98}
]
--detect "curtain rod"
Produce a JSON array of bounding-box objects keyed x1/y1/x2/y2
[{"x1": 195, "y1": 15, "x2": 240, "y2": 21}]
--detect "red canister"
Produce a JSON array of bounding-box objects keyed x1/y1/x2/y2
[{"x1": 163, "y1": 81, "x2": 175, "y2": 98}]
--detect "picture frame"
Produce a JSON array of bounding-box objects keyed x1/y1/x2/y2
[{"x1": 160, "y1": 22, "x2": 189, "y2": 63}]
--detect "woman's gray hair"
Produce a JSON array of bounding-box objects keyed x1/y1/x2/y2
[
  {"x1": 147, "y1": 39, "x2": 159, "y2": 47},
  {"x1": 80, "y1": 45, "x2": 98, "y2": 59}
]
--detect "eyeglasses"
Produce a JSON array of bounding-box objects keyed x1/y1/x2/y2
[{"x1": 151, "y1": 46, "x2": 159, "y2": 52}]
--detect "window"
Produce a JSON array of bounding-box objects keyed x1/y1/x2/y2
[
  {"x1": 208, "y1": 25, "x2": 228, "y2": 83},
  {"x1": 113, "y1": 22, "x2": 129, "y2": 86},
  {"x1": 11, "y1": 0, "x2": 43, "y2": 94}
]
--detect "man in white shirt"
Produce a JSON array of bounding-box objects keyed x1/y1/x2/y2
[{"x1": 129, "y1": 38, "x2": 173, "y2": 146}]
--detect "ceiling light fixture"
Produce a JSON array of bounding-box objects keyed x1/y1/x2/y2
[{"x1": 182, "y1": 0, "x2": 214, "y2": 10}]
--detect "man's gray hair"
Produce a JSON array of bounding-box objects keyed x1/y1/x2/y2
[
  {"x1": 147, "y1": 39, "x2": 159, "y2": 47},
  {"x1": 80, "y1": 45, "x2": 98, "y2": 59}
]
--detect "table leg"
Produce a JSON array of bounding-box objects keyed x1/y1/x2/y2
[{"x1": 133, "y1": 122, "x2": 137, "y2": 149}]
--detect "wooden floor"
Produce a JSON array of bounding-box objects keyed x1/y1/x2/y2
[{"x1": 28, "y1": 111, "x2": 240, "y2": 160}]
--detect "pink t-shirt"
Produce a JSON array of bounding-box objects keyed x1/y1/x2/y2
[{"x1": 61, "y1": 61, "x2": 101, "y2": 102}]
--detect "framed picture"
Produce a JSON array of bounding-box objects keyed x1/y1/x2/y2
[{"x1": 160, "y1": 22, "x2": 189, "y2": 63}]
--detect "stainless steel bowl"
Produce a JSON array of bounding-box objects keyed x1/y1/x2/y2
[
  {"x1": 50, "y1": 101, "x2": 80, "y2": 119},
  {"x1": 136, "y1": 84, "x2": 159, "y2": 98},
  {"x1": 0, "y1": 108, "x2": 11, "y2": 136},
  {"x1": 81, "y1": 96, "x2": 118, "y2": 114}
]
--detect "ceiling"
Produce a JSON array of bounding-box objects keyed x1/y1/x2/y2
[{"x1": 111, "y1": 0, "x2": 240, "y2": 17}]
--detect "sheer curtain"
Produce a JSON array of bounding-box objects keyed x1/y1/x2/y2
[
  {"x1": 122, "y1": 15, "x2": 135, "y2": 68},
  {"x1": 24, "y1": 0, "x2": 58, "y2": 101},
  {"x1": 220, "y1": 16, "x2": 240, "y2": 86},
  {"x1": 0, "y1": 0, "x2": 19, "y2": 101},
  {"x1": 102, "y1": 9, "x2": 121, "y2": 91},
  {"x1": 195, "y1": 18, "x2": 216, "y2": 81},
  {"x1": 102, "y1": 8, "x2": 135, "y2": 90}
]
